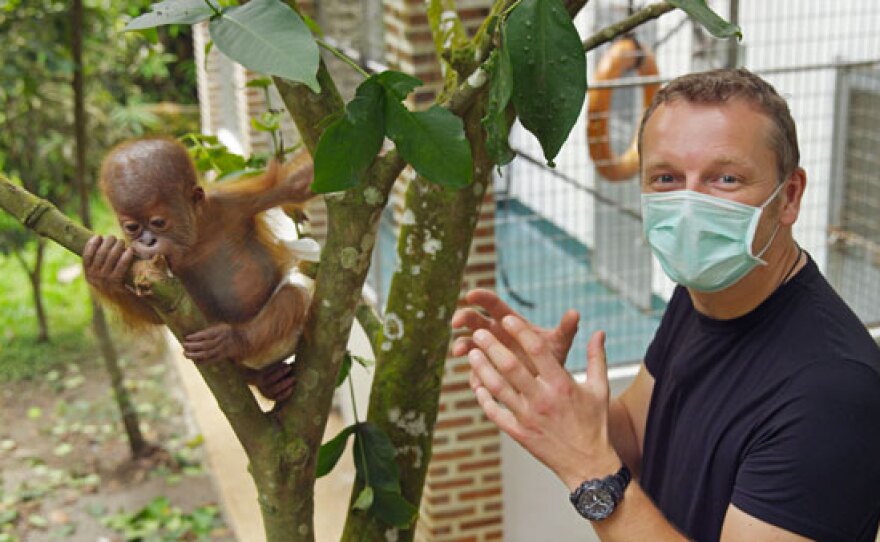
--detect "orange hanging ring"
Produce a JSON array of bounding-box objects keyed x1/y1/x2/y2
[{"x1": 587, "y1": 36, "x2": 660, "y2": 181}]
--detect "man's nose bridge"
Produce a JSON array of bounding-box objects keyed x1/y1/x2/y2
[{"x1": 684, "y1": 175, "x2": 707, "y2": 194}]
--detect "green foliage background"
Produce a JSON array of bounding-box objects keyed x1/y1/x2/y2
[{"x1": 0, "y1": 0, "x2": 199, "y2": 380}]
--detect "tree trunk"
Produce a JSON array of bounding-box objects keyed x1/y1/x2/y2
[
  {"x1": 32, "y1": 238, "x2": 50, "y2": 343},
  {"x1": 93, "y1": 299, "x2": 151, "y2": 456},
  {"x1": 340, "y1": 98, "x2": 493, "y2": 542},
  {"x1": 71, "y1": 0, "x2": 149, "y2": 459}
]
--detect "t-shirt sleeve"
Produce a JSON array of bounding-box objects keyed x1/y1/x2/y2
[
  {"x1": 644, "y1": 286, "x2": 686, "y2": 379},
  {"x1": 731, "y1": 361, "x2": 880, "y2": 541}
]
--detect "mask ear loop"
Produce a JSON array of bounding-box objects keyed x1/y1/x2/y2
[{"x1": 753, "y1": 180, "x2": 788, "y2": 261}]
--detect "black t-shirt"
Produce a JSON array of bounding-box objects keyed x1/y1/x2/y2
[{"x1": 641, "y1": 256, "x2": 880, "y2": 541}]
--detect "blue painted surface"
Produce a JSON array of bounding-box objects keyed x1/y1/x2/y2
[
  {"x1": 368, "y1": 200, "x2": 665, "y2": 372},
  {"x1": 495, "y1": 200, "x2": 664, "y2": 371}
]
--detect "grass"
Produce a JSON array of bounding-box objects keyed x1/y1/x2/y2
[{"x1": 0, "y1": 197, "x2": 124, "y2": 381}]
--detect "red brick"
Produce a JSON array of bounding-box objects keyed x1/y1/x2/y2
[
  {"x1": 431, "y1": 505, "x2": 476, "y2": 520},
  {"x1": 460, "y1": 515, "x2": 502, "y2": 531},
  {"x1": 430, "y1": 477, "x2": 475, "y2": 491},
  {"x1": 461, "y1": 487, "x2": 501, "y2": 501},
  {"x1": 435, "y1": 415, "x2": 473, "y2": 430},
  {"x1": 459, "y1": 458, "x2": 500, "y2": 472},
  {"x1": 432, "y1": 449, "x2": 473, "y2": 462},
  {"x1": 458, "y1": 427, "x2": 498, "y2": 441}
]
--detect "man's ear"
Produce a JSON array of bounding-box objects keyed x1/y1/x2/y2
[
  {"x1": 192, "y1": 186, "x2": 205, "y2": 205},
  {"x1": 781, "y1": 167, "x2": 807, "y2": 226}
]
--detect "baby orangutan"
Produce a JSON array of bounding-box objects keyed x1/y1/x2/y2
[{"x1": 84, "y1": 137, "x2": 316, "y2": 402}]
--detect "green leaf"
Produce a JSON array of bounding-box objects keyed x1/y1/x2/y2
[
  {"x1": 372, "y1": 489, "x2": 419, "y2": 528},
  {"x1": 506, "y1": 0, "x2": 586, "y2": 166},
  {"x1": 351, "y1": 354, "x2": 374, "y2": 368},
  {"x1": 481, "y1": 43, "x2": 516, "y2": 168},
  {"x1": 209, "y1": 0, "x2": 320, "y2": 93},
  {"x1": 353, "y1": 423, "x2": 400, "y2": 492},
  {"x1": 312, "y1": 76, "x2": 385, "y2": 193},
  {"x1": 384, "y1": 102, "x2": 473, "y2": 189},
  {"x1": 0, "y1": 509, "x2": 17, "y2": 526},
  {"x1": 353, "y1": 486, "x2": 374, "y2": 510},
  {"x1": 28, "y1": 514, "x2": 48, "y2": 528},
  {"x1": 669, "y1": 0, "x2": 742, "y2": 40},
  {"x1": 246, "y1": 77, "x2": 273, "y2": 89},
  {"x1": 316, "y1": 424, "x2": 357, "y2": 478},
  {"x1": 251, "y1": 111, "x2": 281, "y2": 132},
  {"x1": 375, "y1": 71, "x2": 422, "y2": 101},
  {"x1": 335, "y1": 353, "x2": 353, "y2": 388},
  {"x1": 125, "y1": 0, "x2": 215, "y2": 31}
]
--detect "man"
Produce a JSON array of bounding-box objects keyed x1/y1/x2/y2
[{"x1": 451, "y1": 68, "x2": 880, "y2": 541}]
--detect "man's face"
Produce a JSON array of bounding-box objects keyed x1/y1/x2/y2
[{"x1": 640, "y1": 99, "x2": 784, "y2": 250}]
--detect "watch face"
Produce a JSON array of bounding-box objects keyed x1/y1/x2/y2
[{"x1": 575, "y1": 481, "x2": 616, "y2": 520}]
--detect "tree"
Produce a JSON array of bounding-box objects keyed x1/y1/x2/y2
[{"x1": 0, "y1": 0, "x2": 738, "y2": 540}]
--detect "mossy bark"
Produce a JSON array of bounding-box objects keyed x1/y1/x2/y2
[{"x1": 340, "y1": 98, "x2": 493, "y2": 542}]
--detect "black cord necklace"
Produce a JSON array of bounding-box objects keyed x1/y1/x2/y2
[{"x1": 781, "y1": 245, "x2": 804, "y2": 284}]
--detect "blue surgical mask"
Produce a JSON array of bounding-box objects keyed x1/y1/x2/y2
[{"x1": 640, "y1": 182, "x2": 785, "y2": 292}]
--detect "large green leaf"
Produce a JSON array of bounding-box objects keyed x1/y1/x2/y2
[
  {"x1": 481, "y1": 39, "x2": 516, "y2": 168},
  {"x1": 506, "y1": 0, "x2": 586, "y2": 166},
  {"x1": 316, "y1": 424, "x2": 357, "y2": 478},
  {"x1": 312, "y1": 76, "x2": 385, "y2": 193},
  {"x1": 384, "y1": 101, "x2": 473, "y2": 189},
  {"x1": 375, "y1": 71, "x2": 423, "y2": 101},
  {"x1": 373, "y1": 489, "x2": 419, "y2": 528},
  {"x1": 125, "y1": 0, "x2": 215, "y2": 30},
  {"x1": 669, "y1": 0, "x2": 742, "y2": 40},
  {"x1": 353, "y1": 423, "x2": 400, "y2": 492},
  {"x1": 209, "y1": 0, "x2": 320, "y2": 93}
]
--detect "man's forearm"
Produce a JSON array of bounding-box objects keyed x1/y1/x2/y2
[
  {"x1": 592, "y1": 482, "x2": 688, "y2": 541},
  {"x1": 608, "y1": 397, "x2": 642, "y2": 477}
]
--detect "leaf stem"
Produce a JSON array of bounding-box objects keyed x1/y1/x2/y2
[
  {"x1": 348, "y1": 368, "x2": 361, "y2": 423},
  {"x1": 500, "y1": 0, "x2": 523, "y2": 19},
  {"x1": 316, "y1": 38, "x2": 370, "y2": 79},
  {"x1": 203, "y1": 0, "x2": 221, "y2": 17}
]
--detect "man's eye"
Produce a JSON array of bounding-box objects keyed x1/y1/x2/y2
[
  {"x1": 655, "y1": 174, "x2": 676, "y2": 184},
  {"x1": 717, "y1": 175, "x2": 739, "y2": 184}
]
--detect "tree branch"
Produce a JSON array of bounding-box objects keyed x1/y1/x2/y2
[{"x1": 582, "y1": 1, "x2": 675, "y2": 52}]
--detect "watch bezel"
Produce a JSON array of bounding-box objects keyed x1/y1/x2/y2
[{"x1": 569, "y1": 465, "x2": 631, "y2": 521}]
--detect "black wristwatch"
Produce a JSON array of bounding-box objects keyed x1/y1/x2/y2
[{"x1": 569, "y1": 465, "x2": 631, "y2": 521}]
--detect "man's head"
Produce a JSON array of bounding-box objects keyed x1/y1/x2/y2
[{"x1": 638, "y1": 68, "x2": 799, "y2": 182}]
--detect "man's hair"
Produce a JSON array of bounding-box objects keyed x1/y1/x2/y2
[{"x1": 637, "y1": 68, "x2": 800, "y2": 181}]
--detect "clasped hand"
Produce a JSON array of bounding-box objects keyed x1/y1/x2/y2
[{"x1": 451, "y1": 289, "x2": 620, "y2": 490}]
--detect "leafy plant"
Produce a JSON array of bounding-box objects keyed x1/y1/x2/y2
[{"x1": 101, "y1": 496, "x2": 221, "y2": 542}]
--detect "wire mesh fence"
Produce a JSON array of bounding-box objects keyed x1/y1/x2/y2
[
  {"x1": 314, "y1": 0, "x2": 880, "y2": 369},
  {"x1": 499, "y1": 0, "x2": 880, "y2": 369}
]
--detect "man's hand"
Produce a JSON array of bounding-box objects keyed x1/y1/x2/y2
[
  {"x1": 451, "y1": 289, "x2": 579, "y2": 370},
  {"x1": 453, "y1": 290, "x2": 620, "y2": 490}
]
